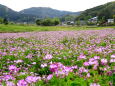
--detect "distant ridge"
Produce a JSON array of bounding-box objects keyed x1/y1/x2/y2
[
  {"x1": 0, "y1": 4, "x2": 80, "y2": 22},
  {"x1": 20, "y1": 7, "x2": 80, "y2": 18}
]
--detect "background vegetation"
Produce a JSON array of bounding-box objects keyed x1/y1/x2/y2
[{"x1": 76, "y1": 1, "x2": 115, "y2": 22}]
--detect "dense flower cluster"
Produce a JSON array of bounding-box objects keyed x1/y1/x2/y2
[
  {"x1": 43, "y1": 54, "x2": 53, "y2": 60},
  {"x1": 9, "y1": 65, "x2": 20, "y2": 72},
  {"x1": 50, "y1": 62, "x2": 77, "y2": 77},
  {"x1": 0, "y1": 29, "x2": 114, "y2": 86},
  {"x1": 90, "y1": 83, "x2": 100, "y2": 86}
]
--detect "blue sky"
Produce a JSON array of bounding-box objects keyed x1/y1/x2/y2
[{"x1": 0, "y1": 0, "x2": 114, "y2": 12}]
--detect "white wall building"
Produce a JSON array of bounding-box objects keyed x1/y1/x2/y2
[{"x1": 107, "y1": 19, "x2": 114, "y2": 23}]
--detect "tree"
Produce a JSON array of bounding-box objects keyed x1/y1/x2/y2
[
  {"x1": 36, "y1": 18, "x2": 60, "y2": 26},
  {"x1": 36, "y1": 19, "x2": 42, "y2": 25},
  {"x1": 52, "y1": 18, "x2": 60, "y2": 25},
  {"x1": 113, "y1": 15, "x2": 115, "y2": 22},
  {"x1": 3, "y1": 18, "x2": 8, "y2": 25},
  {"x1": 41, "y1": 18, "x2": 53, "y2": 26},
  {"x1": 98, "y1": 16, "x2": 106, "y2": 26},
  {"x1": 76, "y1": 20, "x2": 80, "y2": 26},
  {"x1": 0, "y1": 18, "x2": 3, "y2": 24}
]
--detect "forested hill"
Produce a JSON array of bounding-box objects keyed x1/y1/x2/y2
[
  {"x1": 76, "y1": 1, "x2": 115, "y2": 20},
  {"x1": 20, "y1": 7, "x2": 80, "y2": 18},
  {"x1": 0, "y1": 4, "x2": 38, "y2": 22},
  {"x1": 0, "y1": 4, "x2": 80, "y2": 22}
]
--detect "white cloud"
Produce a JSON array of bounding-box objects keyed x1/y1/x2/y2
[{"x1": 0, "y1": 0, "x2": 114, "y2": 12}]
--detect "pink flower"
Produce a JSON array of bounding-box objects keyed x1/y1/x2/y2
[
  {"x1": 77, "y1": 54, "x2": 86, "y2": 60},
  {"x1": 107, "y1": 71, "x2": 112, "y2": 76},
  {"x1": 17, "y1": 80, "x2": 28, "y2": 86},
  {"x1": 26, "y1": 54, "x2": 33, "y2": 59},
  {"x1": 111, "y1": 55, "x2": 115, "y2": 58},
  {"x1": 103, "y1": 68, "x2": 107, "y2": 71},
  {"x1": 101, "y1": 59, "x2": 107, "y2": 65},
  {"x1": 14, "y1": 60, "x2": 23, "y2": 63},
  {"x1": 79, "y1": 67, "x2": 88, "y2": 73},
  {"x1": 49, "y1": 62, "x2": 74, "y2": 77},
  {"x1": 89, "y1": 58, "x2": 95, "y2": 61},
  {"x1": 110, "y1": 59, "x2": 115, "y2": 63},
  {"x1": 93, "y1": 65, "x2": 98, "y2": 70},
  {"x1": 26, "y1": 76, "x2": 41, "y2": 83},
  {"x1": 56, "y1": 67, "x2": 73, "y2": 77},
  {"x1": 64, "y1": 67, "x2": 73, "y2": 73},
  {"x1": 8, "y1": 65, "x2": 19, "y2": 72},
  {"x1": 32, "y1": 62, "x2": 36, "y2": 65},
  {"x1": 50, "y1": 64, "x2": 59, "y2": 72},
  {"x1": 6, "y1": 81, "x2": 15, "y2": 86},
  {"x1": 88, "y1": 59, "x2": 98, "y2": 66},
  {"x1": 4, "y1": 75, "x2": 15, "y2": 81},
  {"x1": 90, "y1": 83, "x2": 100, "y2": 86},
  {"x1": 1, "y1": 52, "x2": 7, "y2": 56},
  {"x1": 94, "y1": 56, "x2": 100, "y2": 60},
  {"x1": 55, "y1": 70, "x2": 65, "y2": 77},
  {"x1": 9, "y1": 65, "x2": 17, "y2": 70},
  {"x1": 86, "y1": 73, "x2": 90, "y2": 78},
  {"x1": 71, "y1": 66, "x2": 78, "y2": 69},
  {"x1": 95, "y1": 48, "x2": 103, "y2": 52},
  {"x1": 10, "y1": 48, "x2": 16, "y2": 51},
  {"x1": 47, "y1": 74, "x2": 53, "y2": 80},
  {"x1": 111, "y1": 55, "x2": 115, "y2": 59},
  {"x1": 41, "y1": 63, "x2": 47, "y2": 68},
  {"x1": 43, "y1": 54, "x2": 53, "y2": 60},
  {"x1": 83, "y1": 62, "x2": 89, "y2": 66},
  {"x1": 50, "y1": 63, "x2": 63, "y2": 72}
]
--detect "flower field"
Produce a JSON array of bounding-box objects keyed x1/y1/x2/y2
[{"x1": 0, "y1": 29, "x2": 115, "y2": 86}]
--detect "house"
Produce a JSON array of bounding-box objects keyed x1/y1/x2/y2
[
  {"x1": 67, "y1": 21, "x2": 75, "y2": 25},
  {"x1": 107, "y1": 19, "x2": 114, "y2": 23},
  {"x1": 61, "y1": 21, "x2": 75, "y2": 26},
  {"x1": 88, "y1": 16, "x2": 98, "y2": 23}
]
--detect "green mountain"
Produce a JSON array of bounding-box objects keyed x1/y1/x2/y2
[
  {"x1": 76, "y1": 1, "x2": 115, "y2": 20},
  {"x1": 0, "y1": 4, "x2": 38, "y2": 22},
  {"x1": 0, "y1": 4, "x2": 80, "y2": 23},
  {"x1": 20, "y1": 7, "x2": 80, "y2": 18}
]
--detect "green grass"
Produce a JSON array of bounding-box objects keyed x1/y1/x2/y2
[{"x1": 0, "y1": 24, "x2": 114, "y2": 33}]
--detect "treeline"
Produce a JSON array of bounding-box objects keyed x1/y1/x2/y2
[
  {"x1": 0, "y1": 17, "x2": 61, "y2": 26},
  {"x1": 36, "y1": 18, "x2": 60, "y2": 26},
  {"x1": 0, "y1": 18, "x2": 8, "y2": 25}
]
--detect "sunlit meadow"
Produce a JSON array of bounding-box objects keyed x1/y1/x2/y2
[{"x1": 0, "y1": 29, "x2": 115, "y2": 86}]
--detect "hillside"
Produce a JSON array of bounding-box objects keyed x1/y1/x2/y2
[
  {"x1": 0, "y1": 4, "x2": 38, "y2": 22},
  {"x1": 20, "y1": 7, "x2": 80, "y2": 18},
  {"x1": 0, "y1": 4, "x2": 80, "y2": 22},
  {"x1": 76, "y1": 1, "x2": 115, "y2": 20}
]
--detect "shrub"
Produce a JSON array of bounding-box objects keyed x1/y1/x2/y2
[
  {"x1": 41, "y1": 18, "x2": 53, "y2": 26},
  {"x1": 52, "y1": 18, "x2": 60, "y2": 26},
  {"x1": 36, "y1": 18, "x2": 60, "y2": 26},
  {"x1": 0, "y1": 17, "x2": 3, "y2": 24},
  {"x1": 36, "y1": 19, "x2": 42, "y2": 25},
  {"x1": 3, "y1": 18, "x2": 8, "y2": 25}
]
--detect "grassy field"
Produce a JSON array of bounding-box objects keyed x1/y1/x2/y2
[{"x1": 0, "y1": 24, "x2": 114, "y2": 33}]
